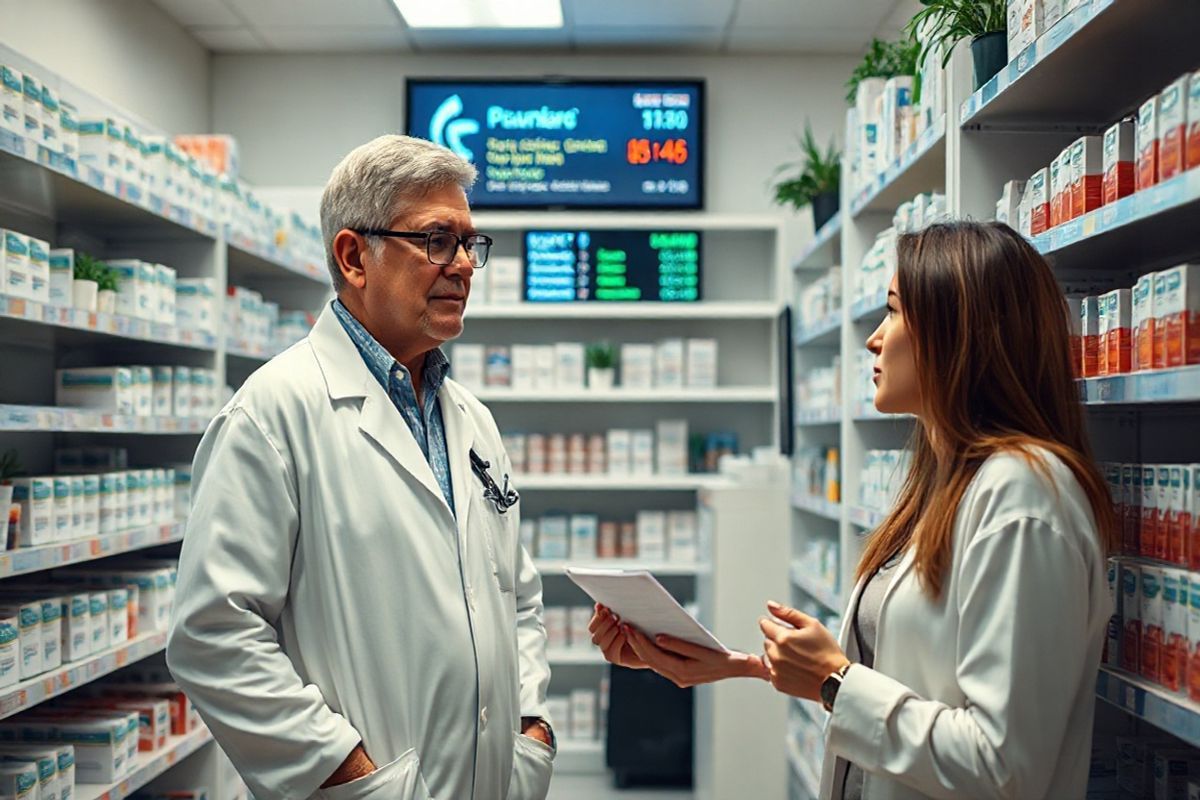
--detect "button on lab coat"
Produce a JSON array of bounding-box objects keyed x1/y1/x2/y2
[{"x1": 167, "y1": 306, "x2": 553, "y2": 800}]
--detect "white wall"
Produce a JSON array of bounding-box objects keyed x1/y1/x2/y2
[
  {"x1": 212, "y1": 52, "x2": 856, "y2": 234},
  {"x1": 0, "y1": 0, "x2": 210, "y2": 134}
]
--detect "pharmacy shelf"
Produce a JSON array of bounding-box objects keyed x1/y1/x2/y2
[
  {"x1": 849, "y1": 506, "x2": 887, "y2": 530},
  {"x1": 75, "y1": 726, "x2": 214, "y2": 800},
  {"x1": 786, "y1": 733, "x2": 822, "y2": 800},
  {"x1": 515, "y1": 474, "x2": 726, "y2": 491},
  {"x1": 465, "y1": 302, "x2": 782, "y2": 321},
  {"x1": 473, "y1": 211, "x2": 779, "y2": 232},
  {"x1": 960, "y1": 0, "x2": 1200, "y2": 129},
  {"x1": 1031, "y1": 170, "x2": 1200, "y2": 274},
  {"x1": 0, "y1": 129, "x2": 216, "y2": 241},
  {"x1": 1080, "y1": 365, "x2": 1200, "y2": 406},
  {"x1": 789, "y1": 561, "x2": 842, "y2": 615},
  {"x1": 555, "y1": 740, "x2": 605, "y2": 774},
  {"x1": 1096, "y1": 667, "x2": 1200, "y2": 749},
  {"x1": 850, "y1": 289, "x2": 888, "y2": 323},
  {"x1": 0, "y1": 405, "x2": 211, "y2": 435},
  {"x1": 850, "y1": 115, "x2": 947, "y2": 217},
  {"x1": 792, "y1": 214, "x2": 842, "y2": 270},
  {"x1": 795, "y1": 315, "x2": 841, "y2": 348},
  {"x1": 0, "y1": 297, "x2": 216, "y2": 353},
  {"x1": 534, "y1": 559, "x2": 707, "y2": 577},
  {"x1": 546, "y1": 648, "x2": 607, "y2": 666},
  {"x1": 795, "y1": 408, "x2": 841, "y2": 427},
  {"x1": 473, "y1": 387, "x2": 777, "y2": 403},
  {"x1": 0, "y1": 520, "x2": 184, "y2": 580},
  {"x1": 790, "y1": 493, "x2": 841, "y2": 522},
  {"x1": 227, "y1": 237, "x2": 326, "y2": 285},
  {"x1": 0, "y1": 630, "x2": 167, "y2": 721}
]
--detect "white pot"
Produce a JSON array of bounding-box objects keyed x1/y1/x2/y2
[
  {"x1": 97, "y1": 289, "x2": 117, "y2": 315},
  {"x1": 588, "y1": 367, "x2": 615, "y2": 390},
  {"x1": 72, "y1": 279, "x2": 98, "y2": 312}
]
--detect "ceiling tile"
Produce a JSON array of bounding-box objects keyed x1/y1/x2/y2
[
  {"x1": 568, "y1": 0, "x2": 736, "y2": 27},
  {"x1": 727, "y1": 25, "x2": 873, "y2": 54},
  {"x1": 150, "y1": 0, "x2": 243, "y2": 27},
  {"x1": 731, "y1": 0, "x2": 896, "y2": 31},
  {"x1": 224, "y1": 0, "x2": 402, "y2": 28},
  {"x1": 189, "y1": 26, "x2": 267, "y2": 51},
  {"x1": 407, "y1": 27, "x2": 572, "y2": 51},
  {"x1": 254, "y1": 26, "x2": 412, "y2": 51},
  {"x1": 572, "y1": 25, "x2": 724, "y2": 49}
]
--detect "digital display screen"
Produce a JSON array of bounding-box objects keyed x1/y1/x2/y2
[
  {"x1": 405, "y1": 79, "x2": 704, "y2": 209},
  {"x1": 523, "y1": 230, "x2": 702, "y2": 302}
]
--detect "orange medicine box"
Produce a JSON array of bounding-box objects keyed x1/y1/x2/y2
[
  {"x1": 1155, "y1": 264, "x2": 1200, "y2": 368},
  {"x1": 1133, "y1": 273, "x2": 1157, "y2": 371},
  {"x1": 1189, "y1": 569, "x2": 1200, "y2": 702},
  {"x1": 1186, "y1": 71, "x2": 1200, "y2": 170},
  {"x1": 1157, "y1": 465, "x2": 1172, "y2": 561},
  {"x1": 1081, "y1": 296, "x2": 1101, "y2": 377},
  {"x1": 1049, "y1": 151, "x2": 1066, "y2": 228},
  {"x1": 1163, "y1": 570, "x2": 1188, "y2": 693},
  {"x1": 1167, "y1": 465, "x2": 1187, "y2": 566},
  {"x1": 1099, "y1": 288, "x2": 1132, "y2": 375},
  {"x1": 1122, "y1": 563, "x2": 1141, "y2": 674},
  {"x1": 1141, "y1": 465, "x2": 1158, "y2": 558},
  {"x1": 1067, "y1": 296, "x2": 1083, "y2": 377},
  {"x1": 1103, "y1": 120, "x2": 1136, "y2": 204},
  {"x1": 1188, "y1": 464, "x2": 1200, "y2": 570},
  {"x1": 1028, "y1": 168, "x2": 1050, "y2": 235},
  {"x1": 1142, "y1": 565, "x2": 1165, "y2": 683},
  {"x1": 1123, "y1": 464, "x2": 1141, "y2": 556},
  {"x1": 1159, "y1": 75, "x2": 1190, "y2": 182},
  {"x1": 1069, "y1": 136, "x2": 1104, "y2": 218},
  {"x1": 1137, "y1": 94, "x2": 1160, "y2": 191},
  {"x1": 1106, "y1": 559, "x2": 1121, "y2": 667}
]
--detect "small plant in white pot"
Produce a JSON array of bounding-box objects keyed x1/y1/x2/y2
[
  {"x1": 586, "y1": 342, "x2": 617, "y2": 390},
  {"x1": 0, "y1": 448, "x2": 23, "y2": 535},
  {"x1": 72, "y1": 252, "x2": 104, "y2": 313},
  {"x1": 95, "y1": 264, "x2": 119, "y2": 315}
]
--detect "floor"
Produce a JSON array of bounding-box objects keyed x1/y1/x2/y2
[{"x1": 546, "y1": 774, "x2": 693, "y2": 800}]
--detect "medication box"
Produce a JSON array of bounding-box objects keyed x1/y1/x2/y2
[
  {"x1": 1134, "y1": 273, "x2": 1157, "y2": 372},
  {"x1": 1159, "y1": 74, "x2": 1191, "y2": 182},
  {"x1": 1081, "y1": 296, "x2": 1100, "y2": 378},
  {"x1": 1069, "y1": 136, "x2": 1102, "y2": 219},
  {"x1": 1137, "y1": 95, "x2": 1160, "y2": 192},
  {"x1": 1187, "y1": 71, "x2": 1200, "y2": 171},
  {"x1": 1121, "y1": 563, "x2": 1141, "y2": 673},
  {"x1": 1099, "y1": 288, "x2": 1132, "y2": 375},
  {"x1": 1141, "y1": 565, "x2": 1164, "y2": 683},
  {"x1": 1155, "y1": 264, "x2": 1200, "y2": 368},
  {"x1": 1103, "y1": 121, "x2": 1136, "y2": 204},
  {"x1": 56, "y1": 368, "x2": 135, "y2": 415},
  {"x1": 1162, "y1": 571, "x2": 1188, "y2": 692},
  {"x1": 1028, "y1": 168, "x2": 1050, "y2": 235}
]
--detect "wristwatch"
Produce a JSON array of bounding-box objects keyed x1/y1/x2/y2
[
  {"x1": 820, "y1": 663, "x2": 853, "y2": 713},
  {"x1": 521, "y1": 716, "x2": 557, "y2": 752}
]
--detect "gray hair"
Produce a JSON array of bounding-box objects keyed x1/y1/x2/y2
[{"x1": 319, "y1": 135, "x2": 477, "y2": 291}]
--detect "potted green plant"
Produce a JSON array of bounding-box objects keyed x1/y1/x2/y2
[
  {"x1": 586, "y1": 342, "x2": 617, "y2": 390},
  {"x1": 95, "y1": 264, "x2": 119, "y2": 315},
  {"x1": 72, "y1": 252, "x2": 104, "y2": 313},
  {"x1": 845, "y1": 36, "x2": 921, "y2": 105},
  {"x1": 772, "y1": 123, "x2": 841, "y2": 230},
  {"x1": 0, "y1": 448, "x2": 23, "y2": 525},
  {"x1": 907, "y1": 0, "x2": 1008, "y2": 91}
]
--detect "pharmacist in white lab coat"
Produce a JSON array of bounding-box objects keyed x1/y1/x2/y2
[
  {"x1": 590, "y1": 222, "x2": 1119, "y2": 800},
  {"x1": 167, "y1": 135, "x2": 554, "y2": 800}
]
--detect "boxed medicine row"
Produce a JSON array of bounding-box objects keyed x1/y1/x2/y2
[
  {"x1": 853, "y1": 194, "x2": 950, "y2": 306},
  {"x1": 1103, "y1": 462, "x2": 1198, "y2": 568},
  {"x1": 452, "y1": 338, "x2": 718, "y2": 392},
  {"x1": 793, "y1": 447, "x2": 841, "y2": 506},
  {"x1": 54, "y1": 366, "x2": 223, "y2": 420},
  {"x1": 859, "y1": 449, "x2": 912, "y2": 517},
  {"x1": 798, "y1": 358, "x2": 840, "y2": 415},
  {"x1": 224, "y1": 286, "x2": 314, "y2": 357},
  {"x1": 503, "y1": 424, "x2": 740, "y2": 477},
  {"x1": 545, "y1": 679, "x2": 608, "y2": 743},
  {"x1": 796, "y1": 269, "x2": 842, "y2": 332},
  {"x1": 522, "y1": 510, "x2": 700, "y2": 563}
]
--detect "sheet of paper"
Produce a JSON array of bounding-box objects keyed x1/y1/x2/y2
[{"x1": 565, "y1": 567, "x2": 726, "y2": 652}]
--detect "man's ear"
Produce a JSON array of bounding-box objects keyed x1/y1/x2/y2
[{"x1": 333, "y1": 229, "x2": 370, "y2": 290}]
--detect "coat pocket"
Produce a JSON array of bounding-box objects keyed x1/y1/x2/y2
[
  {"x1": 314, "y1": 748, "x2": 432, "y2": 800},
  {"x1": 477, "y1": 497, "x2": 516, "y2": 593},
  {"x1": 507, "y1": 733, "x2": 554, "y2": 800}
]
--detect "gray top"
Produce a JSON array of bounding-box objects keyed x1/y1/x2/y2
[{"x1": 840, "y1": 553, "x2": 903, "y2": 800}]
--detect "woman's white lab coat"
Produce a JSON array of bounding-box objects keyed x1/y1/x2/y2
[
  {"x1": 817, "y1": 449, "x2": 1110, "y2": 800},
  {"x1": 167, "y1": 306, "x2": 553, "y2": 800}
]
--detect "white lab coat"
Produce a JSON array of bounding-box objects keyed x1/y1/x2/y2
[
  {"x1": 167, "y1": 306, "x2": 554, "y2": 800},
  {"x1": 817, "y1": 449, "x2": 1110, "y2": 800}
]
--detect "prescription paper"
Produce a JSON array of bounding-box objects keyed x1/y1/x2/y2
[{"x1": 565, "y1": 567, "x2": 726, "y2": 652}]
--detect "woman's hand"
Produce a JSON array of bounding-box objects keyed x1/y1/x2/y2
[
  {"x1": 759, "y1": 601, "x2": 850, "y2": 701},
  {"x1": 587, "y1": 605, "x2": 649, "y2": 670},
  {"x1": 621, "y1": 623, "x2": 770, "y2": 688}
]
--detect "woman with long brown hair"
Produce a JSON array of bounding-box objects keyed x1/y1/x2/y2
[{"x1": 588, "y1": 221, "x2": 1118, "y2": 799}]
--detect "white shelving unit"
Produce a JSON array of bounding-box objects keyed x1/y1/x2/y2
[
  {"x1": 461, "y1": 213, "x2": 787, "y2": 777},
  {"x1": 784, "y1": 3, "x2": 1200, "y2": 796},
  {"x1": 0, "y1": 41, "x2": 327, "y2": 798}
]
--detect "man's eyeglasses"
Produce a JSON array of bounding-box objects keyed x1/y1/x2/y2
[{"x1": 355, "y1": 228, "x2": 493, "y2": 268}]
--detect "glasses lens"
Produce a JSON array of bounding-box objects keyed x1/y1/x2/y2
[
  {"x1": 427, "y1": 232, "x2": 458, "y2": 266},
  {"x1": 466, "y1": 235, "x2": 491, "y2": 268}
]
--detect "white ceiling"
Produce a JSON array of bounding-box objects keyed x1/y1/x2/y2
[{"x1": 150, "y1": 0, "x2": 917, "y2": 55}]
